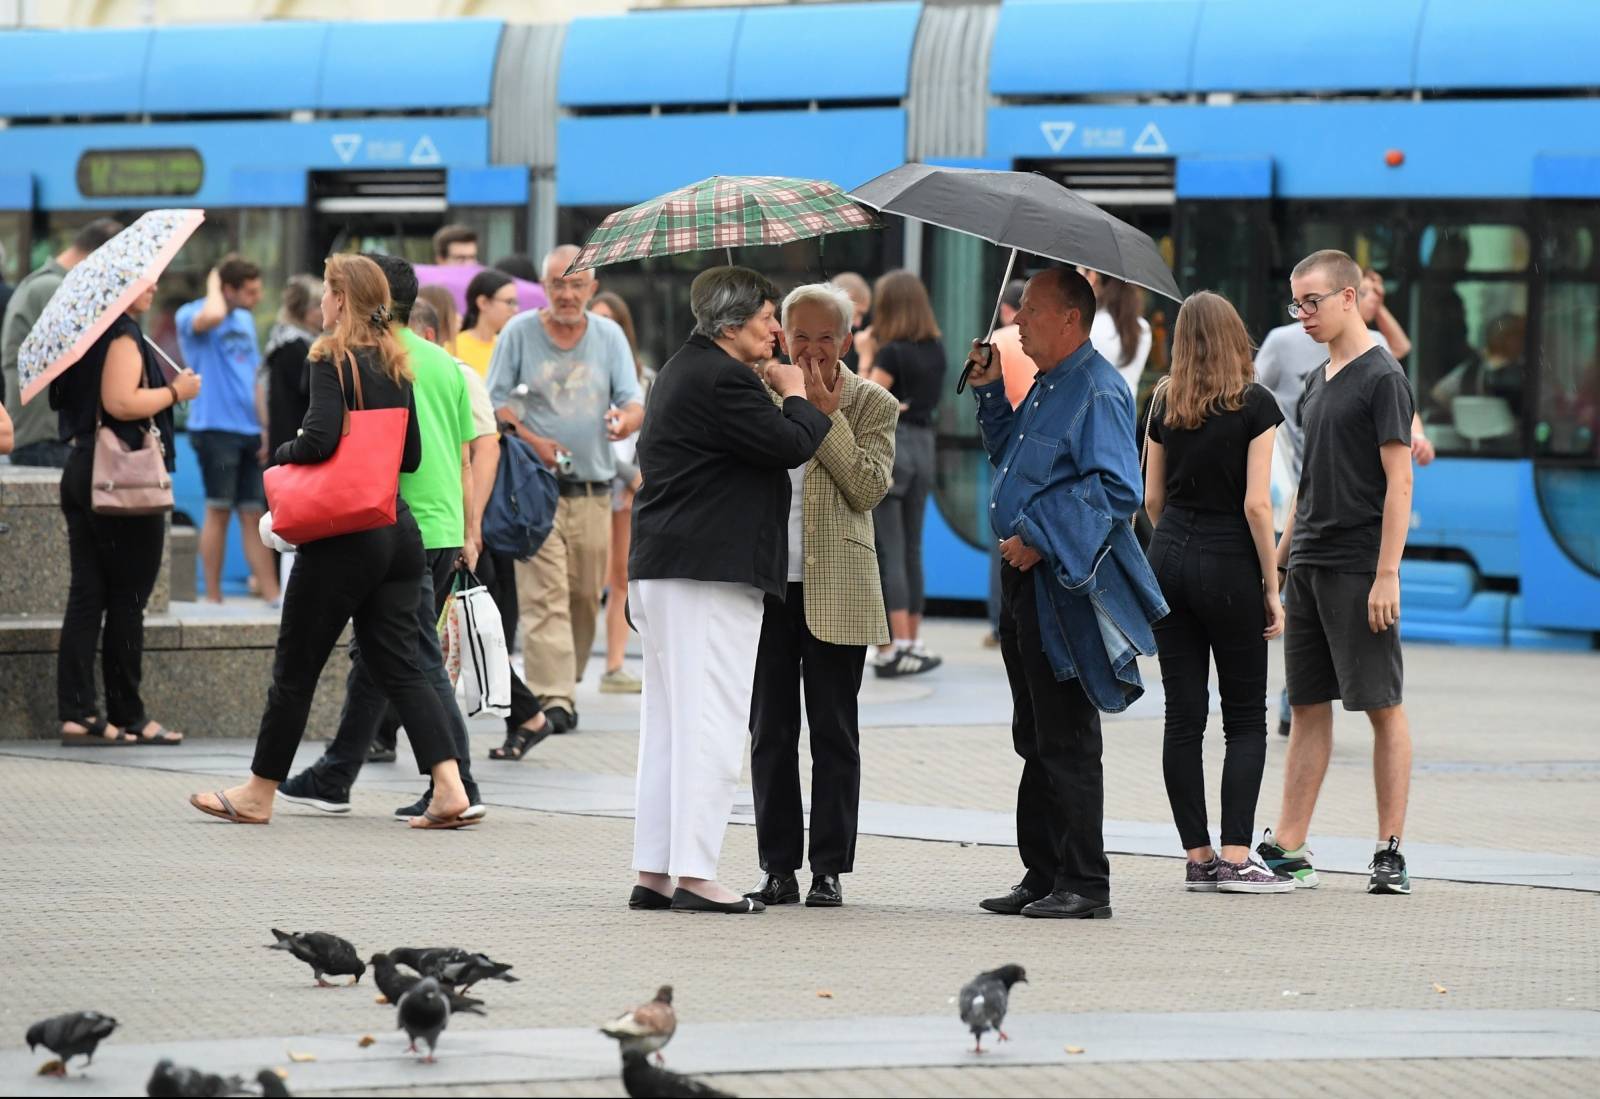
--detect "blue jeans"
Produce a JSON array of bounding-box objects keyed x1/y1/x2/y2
[{"x1": 310, "y1": 547, "x2": 477, "y2": 802}]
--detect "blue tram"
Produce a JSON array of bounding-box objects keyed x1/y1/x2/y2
[{"x1": 1, "y1": 1, "x2": 1596, "y2": 647}]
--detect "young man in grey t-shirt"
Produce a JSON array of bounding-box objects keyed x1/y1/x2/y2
[
  {"x1": 487, "y1": 245, "x2": 643, "y2": 733},
  {"x1": 1259, "y1": 249, "x2": 1417, "y2": 898}
]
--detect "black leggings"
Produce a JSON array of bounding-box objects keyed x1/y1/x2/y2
[
  {"x1": 250, "y1": 504, "x2": 459, "y2": 782},
  {"x1": 57, "y1": 447, "x2": 166, "y2": 727},
  {"x1": 1148, "y1": 507, "x2": 1269, "y2": 851}
]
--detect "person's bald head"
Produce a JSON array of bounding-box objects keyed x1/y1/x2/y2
[
  {"x1": 540, "y1": 244, "x2": 597, "y2": 327},
  {"x1": 1016, "y1": 267, "x2": 1096, "y2": 370}
]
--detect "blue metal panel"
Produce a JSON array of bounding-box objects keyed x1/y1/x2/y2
[
  {"x1": 1533, "y1": 155, "x2": 1600, "y2": 199},
  {"x1": 732, "y1": 2, "x2": 920, "y2": 102},
  {"x1": 0, "y1": 118, "x2": 489, "y2": 209},
  {"x1": 1518, "y1": 464, "x2": 1600, "y2": 633},
  {"x1": 0, "y1": 172, "x2": 32, "y2": 210},
  {"x1": 143, "y1": 23, "x2": 327, "y2": 114},
  {"x1": 1408, "y1": 457, "x2": 1521, "y2": 579},
  {"x1": 991, "y1": 0, "x2": 1203, "y2": 96},
  {"x1": 1417, "y1": 0, "x2": 1600, "y2": 91},
  {"x1": 1175, "y1": 155, "x2": 1272, "y2": 198},
  {"x1": 1191, "y1": 0, "x2": 1423, "y2": 93},
  {"x1": 988, "y1": 100, "x2": 1600, "y2": 199},
  {"x1": 0, "y1": 28, "x2": 153, "y2": 118},
  {"x1": 559, "y1": 11, "x2": 739, "y2": 107},
  {"x1": 448, "y1": 166, "x2": 528, "y2": 207},
  {"x1": 318, "y1": 20, "x2": 501, "y2": 110},
  {"x1": 556, "y1": 109, "x2": 907, "y2": 206},
  {"x1": 227, "y1": 167, "x2": 305, "y2": 207},
  {"x1": 923, "y1": 496, "x2": 989, "y2": 602}
]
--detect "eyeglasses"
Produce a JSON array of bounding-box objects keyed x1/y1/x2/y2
[
  {"x1": 492, "y1": 294, "x2": 519, "y2": 307},
  {"x1": 1286, "y1": 289, "x2": 1349, "y2": 319}
]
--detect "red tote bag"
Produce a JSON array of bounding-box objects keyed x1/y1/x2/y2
[{"x1": 264, "y1": 351, "x2": 410, "y2": 545}]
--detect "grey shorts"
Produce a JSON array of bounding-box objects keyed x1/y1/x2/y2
[{"x1": 1284, "y1": 565, "x2": 1403, "y2": 712}]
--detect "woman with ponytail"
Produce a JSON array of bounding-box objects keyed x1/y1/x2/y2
[
  {"x1": 456, "y1": 269, "x2": 518, "y2": 379},
  {"x1": 1081, "y1": 268, "x2": 1153, "y2": 397},
  {"x1": 188, "y1": 254, "x2": 476, "y2": 830}
]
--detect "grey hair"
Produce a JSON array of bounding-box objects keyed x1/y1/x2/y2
[
  {"x1": 277, "y1": 273, "x2": 323, "y2": 329},
  {"x1": 781, "y1": 282, "x2": 854, "y2": 337},
  {"x1": 542, "y1": 243, "x2": 586, "y2": 282},
  {"x1": 690, "y1": 266, "x2": 779, "y2": 340}
]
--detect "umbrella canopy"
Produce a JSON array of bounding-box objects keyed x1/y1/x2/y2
[
  {"x1": 412, "y1": 263, "x2": 546, "y2": 317},
  {"x1": 18, "y1": 209, "x2": 205, "y2": 405},
  {"x1": 848, "y1": 164, "x2": 1182, "y2": 303},
  {"x1": 565, "y1": 175, "x2": 880, "y2": 275}
]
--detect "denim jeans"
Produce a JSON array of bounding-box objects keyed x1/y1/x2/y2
[
  {"x1": 310, "y1": 547, "x2": 477, "y2": 802},
  {"x1": 1147, "y1": 506, "x2": 1269, "y2": 850}
]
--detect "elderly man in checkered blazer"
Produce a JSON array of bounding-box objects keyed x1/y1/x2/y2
[{"x1": 745, "y1": 282, "x2": 899, "y2": 910}]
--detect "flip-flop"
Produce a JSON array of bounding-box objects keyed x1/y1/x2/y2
[
  {"x1": 409, "y1": 810, "x2": 477, "y2": 830},
  {"x1": 60, "y1": 717, "x2": 137, "y2": 747},
  {"x1": 188, "y1": 790, "x2": 269, "y2": 825},
  {"x1": 128, "y1": 720, "x2": 184, "y2": 746}
]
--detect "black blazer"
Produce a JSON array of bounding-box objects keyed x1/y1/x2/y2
[{"x1": 629, "y1": 333, "x2": 832, "y2": 599}]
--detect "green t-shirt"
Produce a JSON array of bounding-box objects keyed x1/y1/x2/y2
[{"x1": 398, "y1": 327, "x2": 474, "y2": 551}]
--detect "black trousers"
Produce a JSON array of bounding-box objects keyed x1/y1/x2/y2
[
  {"x1": 56, "y1": 448, "x2": 166, "y2": 726},
  {"x1": 999, "y1": 562, "x2": 1109, "y2": 900},
  {"x1": 749, "y1": 583, "x2": 866, "y2": 875},
  {"x1": 1148, "y1": 507, "x2": 1269, "y2": 850},
  {"x1": 250, "y1": 503, "x2": 459, "y2": 782}
]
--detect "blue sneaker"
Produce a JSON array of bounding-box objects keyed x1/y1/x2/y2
[
  {"x1": 1368, "y1": 836, "x2": 1411, "y2": 895},
  {"x1": 275, "y1": 768, "x2": 350, "y2": 814},
  {"x1": 1256, "y1": 829, "x2": 1320, "y2": 889}
]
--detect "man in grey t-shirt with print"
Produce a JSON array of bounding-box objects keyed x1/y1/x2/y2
[{"x1": 488, "y1": 245, "x2": 643, "y2": 733}]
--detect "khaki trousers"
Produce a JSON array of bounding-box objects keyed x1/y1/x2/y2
[{"x1": 515, "y1": 493, "x2": 610, "y2": 712}]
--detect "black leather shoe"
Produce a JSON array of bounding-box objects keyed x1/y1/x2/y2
[
  {"x1": 978, "y1": 883, "x2": 1046, "y2": 915},
  {"x1": 805, "y1": 874, "x2": 843, "y2": 907},
  {"x1": 628, "y1": 885, "x2": 673, "y2": 911},
  {"x1": 670, "y1": 888, "x2": 765, "y2": 914},
  {"x1": 1020, "y1": 891, "x2": 1113, "y2": 919},
  {"x1": 543, "y1": 706, "x2": 579, "y2": 735},
  {"x1": 744, "y1": 872, "x2": 800, "y2": 905}
]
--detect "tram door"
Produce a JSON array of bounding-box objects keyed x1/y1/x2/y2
[{"x1": 308, "y1": 170, "x2": 447, "y2": 264}]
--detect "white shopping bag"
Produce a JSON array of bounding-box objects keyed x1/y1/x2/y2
[{"x1": 453, "y1": 576, "x2": 511, "y2": 718}]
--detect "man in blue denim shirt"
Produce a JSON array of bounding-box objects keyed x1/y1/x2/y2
[{"x1": 966, "y1": 268, "x2": 1166, "y2": 921}]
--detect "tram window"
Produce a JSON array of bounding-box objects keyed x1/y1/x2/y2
[
  {"x1": 0, "y1": 212, "x2": 24, "y2": 282},
  {"x1": 1541, "y1": 222, "x2": 1595, "y2": 273},
  {"x1": 1277, "y1": 214, "x2": 1397, "y2": 279},
  {"x1": 1418, "y1": 224, "x2": 1529, "y2": 273},
  {"x1": 1180, "y1": 202, "x2": 1265, "y2": 339},
  {"x1": 1537, "y1": 283, "x2": 1600, "y2": 460},
  {"x1": 1410, "y1": 280, "x2": 1529, "y2": 457}
]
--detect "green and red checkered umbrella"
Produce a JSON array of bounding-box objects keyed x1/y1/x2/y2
[{"x1": 565, "y1": 175, "x2": 880, "y2": 274}]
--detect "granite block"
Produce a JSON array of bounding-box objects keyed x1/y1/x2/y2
[{"x1": 169, "y1": 524, "x2": 198, "y2": 603}]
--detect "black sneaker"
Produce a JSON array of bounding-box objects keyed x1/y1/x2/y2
[
  {"x1": 873, "y1": 649, "x2": 940, "y2": 679},
  {"x1": 392, "y1": 793, "x2": 488, "y2": 822},
  {"x1": 275, "y1": 769, "x2": 351, "y2": 814},
  {"x1": 1368, "y1": 836, "x2": 1411, "y2": 895},
  {"x1": 1256, "y1": 828, "x2": 1320, "y2": 889},
  {"x1": 367, "y1": 742, "x2": 397, "y2": 764},
  {"x1": 543, "y1": 706, "x2": 579, "y2": 735}
]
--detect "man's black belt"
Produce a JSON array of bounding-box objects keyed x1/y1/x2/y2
[{"x1": 558, "y1": 480, "x2": 611, "y2": 498}]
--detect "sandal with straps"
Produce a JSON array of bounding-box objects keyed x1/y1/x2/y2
[
  {"x1": 489, "y1": 719, "x2": 550, "y2": 762},
  {"x1": 60, "y1": 716, "x2": 137, "y2": 747},
  {"x1": 127, "y1": 719, "x2": 184, "y2": 746}
]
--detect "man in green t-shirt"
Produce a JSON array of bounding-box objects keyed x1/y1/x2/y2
[{"x1": 276, "y1": 255, "x2": 485, "y2": 819}]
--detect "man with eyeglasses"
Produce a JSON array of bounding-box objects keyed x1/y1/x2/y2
[{"x1": 1257, "y1": 249, "x2": 1418, "y2": 898}]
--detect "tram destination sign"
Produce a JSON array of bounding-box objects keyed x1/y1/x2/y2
[{"x1": 76, "y1": 148, "x2": 204, "y2": 198}]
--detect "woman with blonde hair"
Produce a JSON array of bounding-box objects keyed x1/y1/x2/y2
[
  {"x1": 1142, "y1": 290, "x2": 1289, "y2": 892},
  {"x1": 188, "y1": 253, "x2": 474, "y2": 829}
]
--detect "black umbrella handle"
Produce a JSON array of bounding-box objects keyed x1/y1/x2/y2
[{"x1": 957, "y1": 248, "x2": 1019, "y2": 395}]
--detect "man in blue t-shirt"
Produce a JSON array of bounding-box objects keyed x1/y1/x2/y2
[{"x1": 177, "y1": 253, "x2": 279, "y2": 605}]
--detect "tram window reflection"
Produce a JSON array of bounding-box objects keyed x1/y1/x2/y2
[{"x1": 1538, "y1": 283, "x2": 1600, "y2": 461}]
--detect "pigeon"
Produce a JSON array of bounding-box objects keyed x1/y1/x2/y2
[
  {"x1": 958, "y1": 963, "x2": 1027, "y2": 1053},
  {"x1": 369, "y1": 953, "x2": 486, "y2": 1015},
  {"x1": 397, "y1": 976, "x2": 450, "y2": 1063},
  {"x1": 267, "y1": 929, "x2": 365, "y2": 988},
  {"x1": 145, "y1": 1058, "x2": 244, "y2": 1097},
  {"x1": 390, "y1": 946, "x2": 517, "y2": 992},
  {"x1": 620, "y1": 1050, "x2": 735, "y2": 1099},
  {"x1": 26, "y1": 1011, "x2": 118, "y2": 1075},
  {"x1": 255, "y1": 1069, "x2": 293, "y2": 1097},
  {"x1": 601, "y1": 985, "x2": 677, "y2": 1063}
]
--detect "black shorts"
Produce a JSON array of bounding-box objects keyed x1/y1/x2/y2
[{"x1": 1284, "y1": 565, "x2": 1403, "y2": 712}]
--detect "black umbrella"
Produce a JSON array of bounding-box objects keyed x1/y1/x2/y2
[{"x1": 849, "y1": 164, "x2": 1183, "y2": 389}]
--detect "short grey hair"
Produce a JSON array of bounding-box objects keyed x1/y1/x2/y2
[
  {"x1": 781, "y1": 282, "x2": 854, "y2": 337},
  {"x1": 690, "y1": 266, "x2": 779, "y2": 339}
]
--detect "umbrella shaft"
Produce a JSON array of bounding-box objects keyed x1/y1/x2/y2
[{"x1": 986, "y1": 248, "x2": 1019, "y2": 342}]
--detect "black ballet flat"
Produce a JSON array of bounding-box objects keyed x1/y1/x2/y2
[
  {"x1": 669, "y1": 888, "x2": 766, "y2": 914},
  {"x1": 628, "y1": 885, "x2": 673, "y2": 911}
]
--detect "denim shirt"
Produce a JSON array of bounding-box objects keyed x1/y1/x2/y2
[{"x1": 976, "y1": 340, "x2": 1168, "y2": 713}]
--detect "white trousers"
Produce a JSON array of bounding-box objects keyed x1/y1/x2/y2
[{"x1": 630, "y1": 577, "x2": 765, "y2": 880}]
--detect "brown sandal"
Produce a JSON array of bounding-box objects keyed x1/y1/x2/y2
[{"x1": 188, "y1": 790, "x2": 269, "y2": 825}]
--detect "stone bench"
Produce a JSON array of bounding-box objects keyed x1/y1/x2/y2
[{"x1": 0, "y1": 605, "x2": 347, "y2": 740}]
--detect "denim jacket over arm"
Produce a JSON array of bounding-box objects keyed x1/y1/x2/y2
[{"x1": 975, "y1": 340, "x2": 1168, "y2": 713}]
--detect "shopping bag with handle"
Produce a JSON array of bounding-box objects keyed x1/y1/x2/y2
[{"x1": 452, "y1": 567, "x2": 510, "y2": 717}]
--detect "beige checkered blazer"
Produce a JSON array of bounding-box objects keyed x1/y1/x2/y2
[{"x1": 767, "y1": 368, "x2": 899, "y2": 646}]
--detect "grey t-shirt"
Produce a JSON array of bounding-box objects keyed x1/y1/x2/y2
[
  {"x1": 1255, "y1": 322, "x2": 1390, "y2": 482},
  {"x1": 2, "y1": 260, "x2": 67, "y2": 451},
  {"x1": 486, "y1": 310, "x2": 643, "y2": 483},
  {"x1": 1288, "y1": 345, "x2": 1415, "y2": 573}
]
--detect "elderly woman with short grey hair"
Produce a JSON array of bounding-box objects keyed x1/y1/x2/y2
[{"x1": 626, "y1": 266, "x2": 835, "y2": 914}]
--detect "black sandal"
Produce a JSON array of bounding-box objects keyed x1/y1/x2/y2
[
  {"x1": 60, "y1": 716, "x2": 137, "y2": 747},
  {"x1": 127, "y1": 719, "x2": 184, "y2": 746},
  {"x1": 489, "y1": 721, "x2": 549, "y2": 761}
]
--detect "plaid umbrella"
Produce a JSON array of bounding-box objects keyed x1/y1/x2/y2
[
  {"x1": 18, "y1": 208, "x2": 204, "y2": 405},
  {"x1": 566, "y1": 176, "x2": 880, "y2": 274}
]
